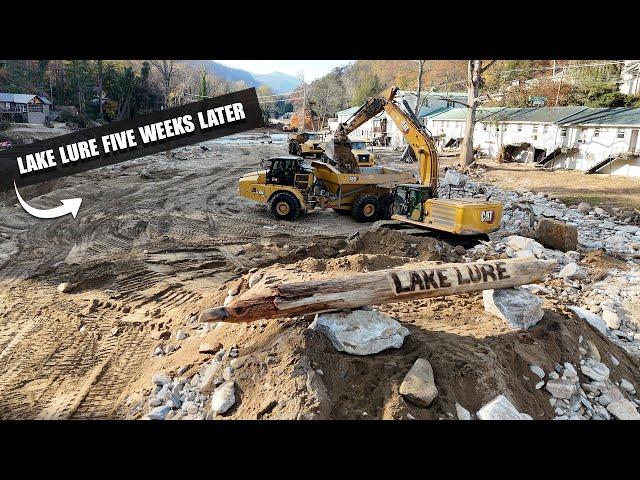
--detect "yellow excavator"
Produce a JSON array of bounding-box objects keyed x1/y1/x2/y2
[{"x1": 329, "y1": 87, "x2": 503, "y2": 236}]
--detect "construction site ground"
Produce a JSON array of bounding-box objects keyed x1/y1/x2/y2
[{"x1": 0, "y1": 127, "x2": 638, "y2": 420}]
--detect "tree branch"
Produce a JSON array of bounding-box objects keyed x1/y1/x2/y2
[{"x1": 480, "y1": 60, "x2": 497, "y2": 74}]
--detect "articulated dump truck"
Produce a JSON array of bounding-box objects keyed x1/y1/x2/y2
[{"x1": 237, "y1": 155, "x2": 414, "y2": 222}]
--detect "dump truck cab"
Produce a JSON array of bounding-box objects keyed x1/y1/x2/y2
[
  {"x1": 350, "y1": 141, "x2": 376, "y2": 167},
  {"x1": 288, "y1": 131, "x2": 324, "y2": 158}
]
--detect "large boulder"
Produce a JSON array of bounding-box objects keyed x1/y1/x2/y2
[
  {"x1": 606, "y1": 399, "x2": 640, "y2": 420},
  {"x1": 535, "y1": 218, "x2": 578, "y2": 252},
  {"x1": 210, "y1": 381, "x2": 236, "y2": 414},
  {"x1": 483, "y1": 287, "x2": 544, "y2": 329},
  {"x1": 399, "y1": 359, "x2": 438, "y2": 408},
  {"x1": 309, "y1": 310, "x2": 409, "y2": 355},
  {"x1": 545, "y1": 378, "x2": 577, "y2": 399},
  {"x1": 476, "y1": 395, "x2": 532, "y2": 420}
]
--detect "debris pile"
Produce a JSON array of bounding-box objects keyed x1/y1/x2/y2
[{"x1": 132, "y1": 166, "x2": 640, "y2": 421}]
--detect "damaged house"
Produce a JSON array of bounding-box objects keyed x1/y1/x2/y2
[
  {"x1": 424, "y1": 105, "x2": 640, "y2": 176},
  {"x1": 0, "y1": 93, "x2": 52, "y2": 124}
]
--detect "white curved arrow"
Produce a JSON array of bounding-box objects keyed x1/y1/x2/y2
[{"x1": 14, "y1": 181, "x2": 82, "y2": 219}]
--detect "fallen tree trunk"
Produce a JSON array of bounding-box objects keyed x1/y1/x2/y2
[{"x1": 199, "y1": 257, "x2": 557, "y2": 323}]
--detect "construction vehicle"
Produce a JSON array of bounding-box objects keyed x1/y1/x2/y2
[
  {"x1": 237, "y1": 154, "x2": 414, "y2": 221},
  {"x1": 287, "y1": 131, "x2": 324, "y2": 158},
  {"x1": 328, "y1": 87, "x2": 503, "y2": 236}
]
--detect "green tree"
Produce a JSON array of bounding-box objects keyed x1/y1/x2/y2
[
  {"x1": 199, "y1": 67, "x2": 209, "y2": 98},
  {"x1": 352, "y1": 73, "x2": 382, "y2": 105}
]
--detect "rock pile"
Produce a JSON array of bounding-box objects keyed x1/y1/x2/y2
[
  {"x1": 143, "y1": 345, "x2": 238, "y2": 420},
  {"x1": 532, "y1": 338, "x2": 640, "y2": 420}
]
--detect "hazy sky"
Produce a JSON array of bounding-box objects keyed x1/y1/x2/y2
[{"x1": 216, "y1": 60, "x2": 352, "y2": 80}]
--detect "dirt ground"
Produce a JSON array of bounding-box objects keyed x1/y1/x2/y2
[
  {"x1": 467, "y1": 159, "x2": 640, "y2": 209},
  {"x1": 0, "y1": 128, "x2": 638, "y2": 419}
]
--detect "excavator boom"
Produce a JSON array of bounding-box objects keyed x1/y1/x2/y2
[{"x1": 335, "y1": 87, "x2": 439, "y2": 191}]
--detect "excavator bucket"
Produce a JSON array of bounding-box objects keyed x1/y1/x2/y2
[{"x1": 322, "y1": 124, "x2": 360, "y2": 174}]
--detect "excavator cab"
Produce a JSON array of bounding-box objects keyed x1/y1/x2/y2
[{"x1": 392, "y1": 185, "x2": 433, "y2": 222}]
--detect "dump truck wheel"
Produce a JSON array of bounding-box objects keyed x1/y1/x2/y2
[
  {"x1": 288, "y1": 141, "x2": 298, "y2": 155},
  {"x1": 270, "y1": 192, "x2": 301, "y2": 221},
  {"x1": 351, "y1": 195, "x2": 380, "y2": 223},
  {"x1": 378, "y1": 193, "x2": 394, "y2": 220}
]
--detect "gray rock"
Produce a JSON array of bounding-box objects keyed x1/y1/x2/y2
[
  {"x1": 476, "y1": 395, "x2": 532, "y2": 420},
  {"x1": 152, "y1": 373, "x2": 171, "y2": 386},
  {"x1": 562, "y1": 363, "x2": 578, "y2": 381},
  {"x1": 210, "y1": 381, "x2": 236, "y2": 414},
  {"x1": 619, "y1": 379, "x2": 636, "y2": 394},
  {"x1": 545, "y1": 379, "x2": 577, "y2": 399},
  {"x1": 530, "y1": 364, "x2": 545, "y2": 379},
  {"x1": 147, "y1": 404, "x2": 171, "y2": 420},
  {"x1": 585, "y1": 340, "x2": 601, "y2": 361},
  {"x1": 594, "y1": 207, "x2": 606, "y2": 216},
  {"x1": 567, "y1": 306, "x2": 608, "y2": 335},
  {"x1": 399, "y1": 359, "x2": 438, "y2": 408},
  {"x1": 581, "y1": 359, "x2": 610, "y2": 382},
  {"x1": 57, "y1": 282, "x2": 74, "y2": 293},
  {"x1": 199, "y1": 361, "x2": 223, "y2": 391},
  {"x1": 309, "y1": 310, "x2": 409, "y2": 355},
  {"x1": 609, "y1": 354, "x2": 620, "y2": 366},
  {"x1": 482, "y1": 288, "x2": 544, "y2": 329},
  {"x1": 607, "y1": 399, "x2": 640, "y2": 420},
  {"x1": 558, "y1": 262, "x2": 587, "y2": 280},
  {"x1": 535, "y1": 381, "x2": 545, "y2": 390},
  {"x1": 602, "y1": 310, "x2": 621, "y2": 330},
  {"x1": 577, "y1": 202, "x2": 592, "y2": 214},
  {"x1": 455, "y1": 402, "x2": 471, "y2": 420},
  {"x1": 548, "y1": 371, "x2": 560, "y2": 380},
  {"x1": 174, "y1": 330, "x2": 187, "y2": 340}
]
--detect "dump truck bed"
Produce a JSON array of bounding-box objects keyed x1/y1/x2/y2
[{"x1": 310, "y1": 161, "x2": 414, "y2": 188}]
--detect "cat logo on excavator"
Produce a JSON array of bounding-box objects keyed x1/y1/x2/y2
[{"x1": 481, "y1": 210, "x2": 496, "y2": 223}]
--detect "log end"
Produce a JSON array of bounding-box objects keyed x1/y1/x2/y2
[{"x1": 199, "y1": 306, "x2": 229, "y2": 322}]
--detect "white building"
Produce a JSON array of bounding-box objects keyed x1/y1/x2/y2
[
  {"x1": 424, "y1": 105, "x2": 640, "y2": 176},
  {"x1": 557, "y1": 108, "x2": 640, "y2": 176},
  {"x1": 620, "y1": 60, "x2": 640, "y2": 95},
  {"x1": 334, "y1": 91, "x2": 466, "y2": 148}
]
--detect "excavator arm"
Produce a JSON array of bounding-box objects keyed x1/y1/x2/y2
[{"x1": 336, "y1": 87, "x2": 439, "y2": 192}]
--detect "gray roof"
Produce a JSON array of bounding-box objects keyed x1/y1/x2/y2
[
  {"x1": 0, "y1": 92, "x2": 52, "y2": 105},
  {"x1": 427, "y1": 105, "x2": 640, "y2": 127},
  {"x1": 502, "y1": 106, "x2": 590, "y2": 124},
  {"x1": 560, "y1": 107, "x2": 640, "y2": 127}
]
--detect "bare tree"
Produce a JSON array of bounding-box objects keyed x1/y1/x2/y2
[
  {"x1": 96, "y1": 60, "x2": 104, "y2": 120},
  {"x1": 460, "y1": 60, "x2": 496, "y2": 166},
  {"x1": 150, "y1": 60, "x2": 176, "y2": 157},
  {"x1": 150, "y1": 60, "x2": 176, "y2": 110},
  {"x1": 414, "y1": 60, "x2": 426, "y2": 116}
]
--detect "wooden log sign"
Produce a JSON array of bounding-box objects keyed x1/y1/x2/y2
[{"x1": 199, "y1": 257, "x2": 557, "y2": 323}]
